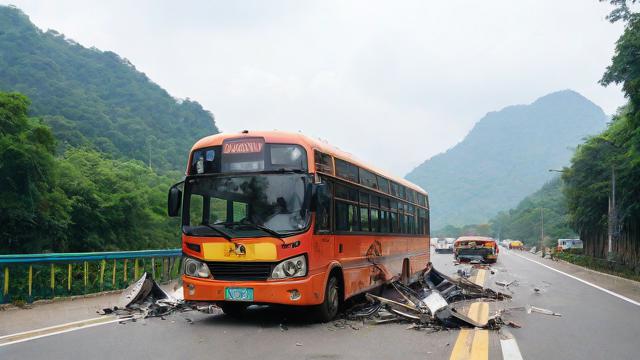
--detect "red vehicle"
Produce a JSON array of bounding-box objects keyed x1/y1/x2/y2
[
  {"x1": 453, "y1": 236, "x2": 499, "y2": 263},
  {"x1": 167, "y1": 130, "x2": 430, "y2": 321}
]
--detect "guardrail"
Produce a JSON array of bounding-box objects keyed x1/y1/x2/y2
[{"x1": 0, "y1": 249, "x2": 182, "y2": 304}]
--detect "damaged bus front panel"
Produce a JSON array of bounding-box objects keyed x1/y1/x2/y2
[
  {"x1": 168, "y1": 131, "x2": 430, "y2": 321},
  {"x1": 453, "y1": 236, "x2": 499, "y2": 263}
]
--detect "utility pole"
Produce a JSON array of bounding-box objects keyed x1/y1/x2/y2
[
  {"x1": 608, "y1": 165, "x2": 616, "y2": 259},
  {"x1": 540, "y1": 207, "x2": 544, "y2": 257}
]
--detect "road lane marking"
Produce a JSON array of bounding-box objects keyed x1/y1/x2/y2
[
  {"x1": 471, "y1": 329, "x2": 488, "y2": 360},
  {"x1": 500, "y1": 338, "x2": 524, "y2": 360},
  {"x1": 0, "y1": 316, "x2": 121, "y2": 348},
  {"x1": 470, "y1": 269, "x2": 487, "y2": 287},
  {"x1": 449, "y1": 328, "x2": 489, "y2": 360},
  {"x1": 466, "y1": 302, "x2": 489, "y2": 325},
  {"x1": 475, "y1": 269, "x2": 486, "y2": 286},
  {"x1": 509, "y1": 251, "x2": 640, "y2": 307},
  {"x1": 449, "y1": 329, "x2": 470, "y2": 360}
]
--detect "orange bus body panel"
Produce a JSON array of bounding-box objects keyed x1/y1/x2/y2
[{"x1": 181, "y1": 130, "x2": 430, "y2": 306}]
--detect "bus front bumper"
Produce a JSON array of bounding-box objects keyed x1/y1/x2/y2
[{"x1": 182, "y1": 272, "x2": 327, "y2": 306}]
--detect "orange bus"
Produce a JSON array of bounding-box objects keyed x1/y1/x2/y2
[{"x1": 167, "y1": 130, "x2": 430, "y2": 321}]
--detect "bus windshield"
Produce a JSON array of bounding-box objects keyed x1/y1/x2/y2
[{"x1": 183, "y1": 173, "x2": 311, "y2": 238}]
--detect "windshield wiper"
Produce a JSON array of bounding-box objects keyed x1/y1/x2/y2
[
  {"x1": 216, "y1": 221, "x2": 285, "y2": 240},
  {"x1": 201, "y1": 223, "x2": 232, "y2": 241},
  {"x1": 266, "y1": 168, "x2": 306, "y2": 174}
]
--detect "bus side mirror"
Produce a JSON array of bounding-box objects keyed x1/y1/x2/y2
[{"x1": 167, "y1": 184, "x2": 183, "y2": 217}]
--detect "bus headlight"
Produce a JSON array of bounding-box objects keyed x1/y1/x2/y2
[
  {"x1": 271, "y1": 255, "x2": 307, "y2": 279},
  {"x1": 183, "y1": 257, "x2": 211, "y2": 278}
]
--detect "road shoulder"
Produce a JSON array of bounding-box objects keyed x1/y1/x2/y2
[{"x1": 507, "y1": 249, "x2": 640, "y2": 304}]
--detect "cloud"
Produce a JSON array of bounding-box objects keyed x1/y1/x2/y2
[{"x1": 4, "y1": 0, "x2": 627, "y2": 175}]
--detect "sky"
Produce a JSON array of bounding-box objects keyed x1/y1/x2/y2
[{"x1": 3, "y1": 0, "x2": 627, "y2": 175}]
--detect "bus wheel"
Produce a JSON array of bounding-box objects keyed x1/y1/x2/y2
[
  {"x1": 315, "y1": 275, "x2": 340, "y2": 322},
  {"x1": 220, "y1": 302, "x2": 248, "y2": 317}
]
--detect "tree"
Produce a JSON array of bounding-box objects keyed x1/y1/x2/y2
[
  {"x1": 600, "y1": 0, "x2": 639, "y2": 23},
  {"x1": 0, "y1": 91, "x2": 181, "y2": 254},
  {"x1": 0, "y1": 92, "x2": 71, "y2": 253}
]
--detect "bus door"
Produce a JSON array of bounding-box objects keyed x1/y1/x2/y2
[{"x1": 314, "y1": 179, "x2": 334, "y2": 269}]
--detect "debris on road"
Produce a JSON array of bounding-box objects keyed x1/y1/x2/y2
[
  {"x1": 495, "y1": 280, "x2": 517, "y2": 288},
  {"x1": 457, "y1": 268, "x2": 471, "y2": 278},
  {"x1": 506, "y1": 320, "x2": 522, "y2": 328},
  {"x1": 348, "y1": 267, "x2": 511, "y2": 330},
  {"x1": 528, "y1": 305, "x2": 562, "y2": 317},
  {"x1": 100, "y1": 272, "x2": 192, "y2": 322}
]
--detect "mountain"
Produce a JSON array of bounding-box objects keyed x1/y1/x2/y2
[
  {"x1": 0, "y1": 5, "x2": 218, "y2": 170},
  {"x1": 406, "y1": 90, "x2": 608, "y2": 230}
]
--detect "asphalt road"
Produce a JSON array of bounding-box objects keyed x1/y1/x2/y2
[{"x1": 1, "y1": 248, "x2": 639, "y2": 359}]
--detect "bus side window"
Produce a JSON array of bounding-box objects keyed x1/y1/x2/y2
[{"x1": 315, "y1": 180, "x2": 333, "y2": 233}]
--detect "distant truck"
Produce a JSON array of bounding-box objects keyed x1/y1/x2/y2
[
  {"x1": 557, "y1": 239, "x2": 583, "y2": 251},
  {"x1": 454, "y1": 236, "x2": 499, "y2": 263},
  {"x1": 508, "y1": 240, "x2": 524, "y2": 250},
  {"x1": 435, "y1": 238, "x2": 455, "y2": 253}
]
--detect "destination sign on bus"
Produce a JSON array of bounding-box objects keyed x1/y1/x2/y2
[
  {"x1": 222, "y1": 138, "x2": 265, "y2": 154},
  {"x1": 189, "y1": 139, "x2": 308, "y2": 174}
]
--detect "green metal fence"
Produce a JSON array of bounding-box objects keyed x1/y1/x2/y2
[{"x1": 0, "y1": 249, "x2": 182, "y2": 304}]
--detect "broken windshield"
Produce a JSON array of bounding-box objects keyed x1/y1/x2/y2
[{"x1": 183, "y1": 173, "x2": 311, "y2": 238}]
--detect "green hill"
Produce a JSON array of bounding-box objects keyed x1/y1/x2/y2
[
  {"x1": 0, "y1": 5, "x2": 218, "y2": 170},
  {"x1": 406, "y1": 90, "x2": 607, "y2": 230},
  {"x1": 490, "y1": 177, "x2": 576, "y2": 246}
]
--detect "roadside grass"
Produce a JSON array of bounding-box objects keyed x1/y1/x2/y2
[{"x1": 555, "y1": 252, "x2": 640, "y2": 283}]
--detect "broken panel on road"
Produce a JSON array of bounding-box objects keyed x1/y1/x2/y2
[{"x1": 349, "y1": 267, "x2": 511, "y2": 330}]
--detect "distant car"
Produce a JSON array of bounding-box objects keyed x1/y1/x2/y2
[
  {"x1": 431, "y1": 237, "x2": 440, "y2": 247},
  {"x1": 454, "y1": 236, "x2": 499, "y2": 263},
  {"x1": 435, "y1": 238, "x2": 454, "y2": 253},
  {"x1": 509, "y1": 240, "x2": 524, "y2": 250},
  {"x1": 557, "y1": 239, "x2": 583, "y2": 251}
]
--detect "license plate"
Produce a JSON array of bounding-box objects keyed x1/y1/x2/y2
[{"x1": 225, "y1": 287, "x2": 254, "y2": 302}]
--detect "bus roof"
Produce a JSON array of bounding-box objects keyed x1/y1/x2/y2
[{"x1": 191, "y1": 130, "x2": 427, "y2": 195}]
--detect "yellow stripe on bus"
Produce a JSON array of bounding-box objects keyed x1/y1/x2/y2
[{"x1": 202, "y1": 242, "x2": 277, "y2": 261}]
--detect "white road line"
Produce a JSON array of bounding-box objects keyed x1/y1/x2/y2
[
  {"x1": 0, "y1": 316, "x2": 121, "y2": 348},
  {"x1": 509, "y1": 251, "x2": 640, "y2": 307},
  {"x1": 500, "y1": 338, "x2": 524, "y2": 360}
]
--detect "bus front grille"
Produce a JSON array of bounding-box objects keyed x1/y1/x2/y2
[{"x1": 206, "y1": 261, "x2": 274, "y2": 281}]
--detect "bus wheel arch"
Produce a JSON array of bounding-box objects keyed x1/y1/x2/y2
[
  {"x1": 314, "y1": 265, "x2": 344, "y2": 322},
  {"x1": 328, "y1": 266, "x2": 345, "y2": 303}
]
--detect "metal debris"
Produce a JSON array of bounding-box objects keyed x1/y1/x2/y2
[
  {"x1": 457, "y1": 268, "x2": 471, "y2": 278},
  {"x1": 528, "y1": 305, "x2": 562, "y2": 317},
  {"x1": 348, "y1": 266, "x2": 511, "y2": 330},
  {"x1": 506, "y1": 320, "x2": 522, "y2": 328},
  {"x1": 100, "y1": 272, "x2": 192, "y2": 322},
  {"x1": 495, "y1": 280, "x2": 517, "y2": 288}
]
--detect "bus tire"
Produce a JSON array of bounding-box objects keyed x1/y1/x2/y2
[
  {"x1": 220, "y1": 302, "x2": 248, "y2": 317},
  {"x1": 315, "y1": 275, "x2": 340, "y2": 322}
]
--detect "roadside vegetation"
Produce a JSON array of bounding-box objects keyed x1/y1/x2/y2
[
  {"x1": 0, "y1": 92, "x2": 180, "y2": 254},
  {"x1": 563, "y1": 1, "x2": 640, "y2": 273},
  {"x1": 555, "y1": 252, "x2": 640, "y2": 282}
]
